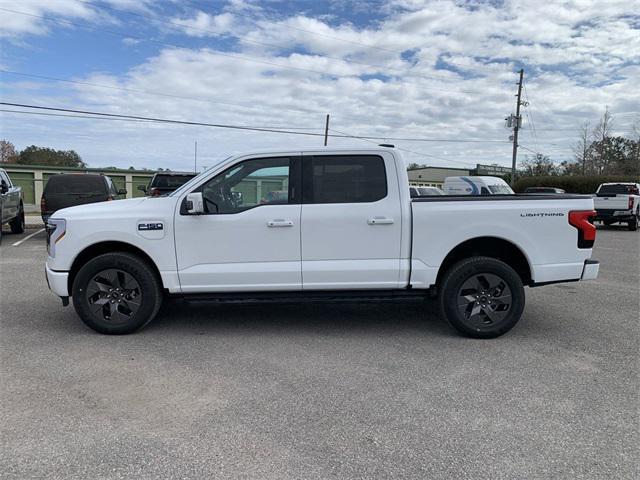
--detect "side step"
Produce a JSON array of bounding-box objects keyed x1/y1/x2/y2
[{"x1": 175, "y1": 289, "x2": 429, "y2": 305}]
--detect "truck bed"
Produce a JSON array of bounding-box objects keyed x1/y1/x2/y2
[{"x1": 409, "y1": 194, "x2": 595, "y2": 288}]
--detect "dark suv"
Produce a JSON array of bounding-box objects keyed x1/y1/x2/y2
[
  {"x1": 41, "y1": 174, "x2": 126, "y2": 223},
  {"x1": 139, "y1": 172, "x2": 196, "y2": 197}
]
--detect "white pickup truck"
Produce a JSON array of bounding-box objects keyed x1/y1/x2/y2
[
  {"x1": 45, "y1": 148, "x2": 599, "y2": 338},
  {"x1": 593, "y1": 182, "x2": 640, "y2": 231}
]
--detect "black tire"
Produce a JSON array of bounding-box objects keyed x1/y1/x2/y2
[
  {"x1": 439, "y1": 256, "x2": 525, "y2": 339},
  {"x1": 628, "y1": 214, "x2": 638, "y2": 231},
  {"x1": 9, "y1": 203, "x2": 25, "y2": 234},
  {"x1": 72, "y1": 252, "x2": 162, "y2": 334}
]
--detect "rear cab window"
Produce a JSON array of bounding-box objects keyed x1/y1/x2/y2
[
  {"x1": 44, "y1": 175, "x2": 107, "y2": 195},
  {"x1": 304, "y1": 155, "x2": 387, "y2": 204},
  {"x1": 598, "y1": 184, "x2": 639, "y2": 195}
]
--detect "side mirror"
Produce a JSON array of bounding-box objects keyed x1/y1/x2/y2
[
  {"x1": 0, "y1": 181, "x2": 7, "y2": 194},
  {"x1": 185, "y1": 192, "x2": 204, "y2": 214},
  {"x1": 137, "y1": 185, "x2": 147, "y2": 193},
  {"x1": 118, "y1": 189, "x2": 127, "y2": 195}
]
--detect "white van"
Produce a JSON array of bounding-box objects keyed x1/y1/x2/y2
[{"x1": 443, "y1": 176, "x2": 514, "y2": 195}]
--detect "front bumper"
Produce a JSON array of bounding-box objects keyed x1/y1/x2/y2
[
  {"x1": 581, "y1": 259, "x2": 599, "y2": 281},
  {"x1": 45, "y1": 264, "x2": 69, "y2": 297}
]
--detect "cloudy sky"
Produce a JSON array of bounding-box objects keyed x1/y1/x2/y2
[{"x1": 1, "y1": 0, "x2": 639, "y2": 171}]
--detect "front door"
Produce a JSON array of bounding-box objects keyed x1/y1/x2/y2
[
  {"x1": 174, "y1": 156, "x2": 302, "y2": 292},
  {"x1": 300, "y1": 153, "x2": 403, "y2": 289}
]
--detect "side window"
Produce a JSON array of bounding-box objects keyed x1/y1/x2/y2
[
  {"x1": 307, "y1": 155, "x2": 387, "y2": 204},
  {"x1": 0, "y1": 171, "x2": 10, "y2": 186},
  {"x1": 200, "y1": 157, "x2": 291, "y2": 214},
  {"x1": 480, "y1": 187, "x2": 490, "y2": 195}
]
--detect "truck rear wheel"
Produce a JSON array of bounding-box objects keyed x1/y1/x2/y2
[
  {"x1": 72, "y1": 252, "x2": 162, "y2": 334},
  {"x1": 439, "y1": 256, "x2": 525, "y2": 339},
  {"x1": 9, "y1": 203, "x2": 25, "y2": 234},
  {"x1": 628, "y1": 214, "x2": 638, "y2": 231}
]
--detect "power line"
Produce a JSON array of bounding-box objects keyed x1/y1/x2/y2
[
  {"x1": 0, "y1": 69, "x2": 322, "y2": 118},
  {"x1": 0, "y1": 101, "x2": 511, "y2": 144},
  {"x1": 0, "y1": 108, "x2": 323, "y2": 130},
  {"x1": 329, "y1": 128, "x2": 480, "y2": 167},
  {"x1": 0, "y1": 7, "x2": 490, "y2": 95}
]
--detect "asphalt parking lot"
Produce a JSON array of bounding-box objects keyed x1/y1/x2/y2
[{"x1": 1, "y1": 227, "x2": 638, "y2": 479}]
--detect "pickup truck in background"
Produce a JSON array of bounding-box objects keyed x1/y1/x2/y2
[
  {"x1": 0, "y1": 167, "x2": 25, "y2": 236},
  {"x1": 44, "y1": 148, "x2": 599, "y2": 338},
  {"x1": 593, "y1": 182, "x2": 640, "y2": 231}
]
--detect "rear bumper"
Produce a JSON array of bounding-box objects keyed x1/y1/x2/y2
[
  {"x1": 45, "y1": 264, "x2": 69, "y2": 297},
  {"x1": 595, "y1": 209, "x2": 633, "y2": 221},
  {"x1": 581, "y1": 259, "x2": 599, "y2": 281}
]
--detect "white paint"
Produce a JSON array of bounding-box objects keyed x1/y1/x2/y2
[{"x1": 12, "y1": 228, "x2": 45, "y2": 247}]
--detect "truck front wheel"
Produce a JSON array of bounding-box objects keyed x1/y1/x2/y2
[
  {"x1": 72, "y1": 252, "x2": 162, "y2": 334},
  {"x1": 439, "y1": 256, "x2": 525, "y2": 339}
]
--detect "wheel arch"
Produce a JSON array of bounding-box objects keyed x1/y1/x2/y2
[
  {"x1": 436, "y1": 236, "x2": 533, "y2": 288},
  {"x1": 68, "y1": 241, "x2": 163, "y2": 294}
]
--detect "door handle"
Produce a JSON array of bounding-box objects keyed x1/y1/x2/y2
[
  {"x1": 367, "y1": 217, "x2": 394, "y2": 225},
  {"x1": 267, "y1": 219, "x2": 294, "y2": 227}
]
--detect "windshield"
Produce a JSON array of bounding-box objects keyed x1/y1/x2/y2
[
  {"x1": 168, "y1": 156, "x2": 234, "y2": 197},
  {"x1": 488, "y1": 184, "x2": 514, "y2": 194}
]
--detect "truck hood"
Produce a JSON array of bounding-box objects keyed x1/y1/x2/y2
[{"x1": 51, "y1": 196, "x2": 176, "y2": 220}]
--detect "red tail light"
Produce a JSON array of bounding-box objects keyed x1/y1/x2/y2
[
  {"x1": 629, "y1": 197, "x2": 634, "y2": 210},
  {"x1": 40, "y1": 195, "x2": 46, "y2": 212},
  {"x1": 150, "y1": 187, "x2": 160, "y2": 197},
  {"x1": 569, "y1": 210, "x2": 596, "y2": 248}
]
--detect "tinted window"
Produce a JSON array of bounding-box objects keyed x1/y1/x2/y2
[
  {"x1": 44, "y1": 175, "x2": 106, "y2": 194},
  {"x1": 200, "y1": 157, "x2": 290, "y2": 214},
  {"x1": 0, "y1": 171, "x2": 10, "y2": 186},
  {"x1": 599, "y1": 184, "x2": 639, "y2": 195},
  {"x1": 152, "y1": 174, "x2": 195, "y2": 188},
  {"x1": 308, "y1": 155, "x2": 386, "y2": 204}
]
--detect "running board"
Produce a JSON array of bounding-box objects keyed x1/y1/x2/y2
[{"x1": 175, "y1": 289, "x2": 429, "y2": 305}]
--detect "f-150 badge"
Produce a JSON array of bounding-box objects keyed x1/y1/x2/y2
[{"x1": 138, "y1": 222, "x2": 163, "y2": 231}]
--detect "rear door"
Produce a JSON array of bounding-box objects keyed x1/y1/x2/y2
[{"x1": 300, "y1": 152, "x2": 403, "y2": 289}]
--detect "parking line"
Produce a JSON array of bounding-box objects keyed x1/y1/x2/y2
[{"x1": 12, "y1": 228, "x2": 45, "y2": 247}]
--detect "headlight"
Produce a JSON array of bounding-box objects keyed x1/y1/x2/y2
[{"x1": 46, "y1": 218, "x2": 66, "y2": 257}]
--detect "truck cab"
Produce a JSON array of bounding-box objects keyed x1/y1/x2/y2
[{"x1": 45, "y1": 148, "x2": 599, "y2": 338}]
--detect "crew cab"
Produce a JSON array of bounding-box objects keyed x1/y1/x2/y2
[
  {"x1": 0, "y1": 168, "x2": 25, "y2": 236},
  {"x1": 593, "y1": 182, "x2": 640, "y2": 231},
  {"x1": 44, "y1": 148, "x2": 599, "y2": 338}
]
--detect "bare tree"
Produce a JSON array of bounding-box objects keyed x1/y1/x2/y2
[
  {"x1": 591, "y1": 107, "x2": 614, "y2": 174},
  {"x1": 572, "y1": 122, "x2": 592, "y2": 175},
  {"x1": 0, "y1": 140, "x2": 17, "y2": 163}
]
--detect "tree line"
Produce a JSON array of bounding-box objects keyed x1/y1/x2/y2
[
  {"x1": 0, "y1": 141, "x2": 86, "y2": 168},
  {"x1": 519, "y1": 108, "x2": 639, "y2": 177}
]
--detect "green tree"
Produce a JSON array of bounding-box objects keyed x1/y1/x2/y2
[
  {"x1": 519, "y1": 154, "x2": 559, "y2": 176},
  {"x1": 406, "y1": 162, "x2": 426, "y2": 170},
  {"x1": 17, "y1": 145, "x2": 86, "y2": 168}
]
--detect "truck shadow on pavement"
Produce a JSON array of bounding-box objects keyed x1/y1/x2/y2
[{"x1": 145, "y1": 298, "x2": 454, "y2": 338}]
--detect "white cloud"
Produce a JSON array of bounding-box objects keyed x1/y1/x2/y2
[{"x1": 2, "y1": 0, "x2": 639, "y2": 169}]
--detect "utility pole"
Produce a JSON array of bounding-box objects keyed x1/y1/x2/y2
[
  {"x1": 324, "y1": 114, "x2": 330, "y2": 146},
  {"x1": 510, "y1": 68, "x2": 524, "y2": 186},
  {"x1": 194, "y1": 141, "x2": 197, "y2": 173}
]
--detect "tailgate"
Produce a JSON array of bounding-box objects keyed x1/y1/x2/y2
[{"x1": 594, "y1": 195, "x2": 629, "y2": 210}]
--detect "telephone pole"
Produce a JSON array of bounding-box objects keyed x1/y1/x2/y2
[
  {"x1": 323, "y1": 114, "x2": 330, "y2": 146},
  {"x1": 510, "y1": 69, "x2": 524, "y2": 186}
]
